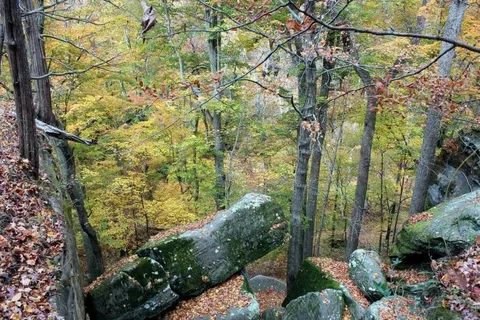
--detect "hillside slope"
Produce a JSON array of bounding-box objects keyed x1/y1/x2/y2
[{"x1": 0, "y1": 102, "x2": 63, "y2": 319}]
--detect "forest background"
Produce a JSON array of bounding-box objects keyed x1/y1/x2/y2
[{"x1": 1, "y1": 0, "x2": 479, "y2": 274}]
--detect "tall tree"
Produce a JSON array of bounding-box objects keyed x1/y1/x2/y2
[
  {"x1": 21, "y1": 0, "x2": 55, "y2": 124},
  {"x1": 409, "y1": 0, "x2": 467, "y2": 215},
  {"x1": 21, "y1": 0, "x2": 104, "y2": 282},
  {"x1": 287, "y1": 0, "x2": 316, "y2": 290},
  {"x1": 205, "y1": 8, "x2": 227, "y2": 211},
  {"x1": 1, "y1": 0, "x2": 39, "y2": 178},
  {"x1": 303, "y1": 30, "x2": 337, "y2": 259},
  {"x1": 345, "y1": 0, "x2": 431, "y2": 257}
]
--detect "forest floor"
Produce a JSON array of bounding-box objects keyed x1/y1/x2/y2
[{"x1": 0, "y1": 102, "x2": 63, "y2": 319}]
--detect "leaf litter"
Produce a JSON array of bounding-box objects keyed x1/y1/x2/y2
[{"x1": 0, "y1": 102, "x2": 63, "y2": 319}]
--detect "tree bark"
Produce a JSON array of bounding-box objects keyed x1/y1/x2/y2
[
  {"x1": 21, "y1": 0, "x2": 56, "y2": 125},
  {"x1": 287, "y1": 0, "x2": 316, "y2": 291},
  {"x1": 205, "y1": 9, "x2": 226, "y2": 211},
  {"x1": 0, "y1": 23, "x2": 4, "y2": 74},
  {"x1": 303, "y1": 33, "x2": 336, "y2": 259},
  {"x1": 345, "y1": 70, "x2": 378, "y2": 258},
  {"x1": 1, "y1": 0, "x2": 39, "y2": 178},
  {"x1": 20, "y1": 0, "x2": 104, "y2": 282},
  {"x1": 409, "y1": 0, "x2": 467, "y2": 215}
]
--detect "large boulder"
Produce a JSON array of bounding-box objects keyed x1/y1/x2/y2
[
  {"x1": 348, "y1": 249, "x2": 388, "y2": 301},
  {"x1": 392, "y1": 190, "x2": 480, "y2": 262},
  {"x1": 138, "y1": 193, "x2": 286, "y2": 297},
  {"x1": 282, "y1": 259, "x2": 339, "y2": 306},
  {"x1": 363, "y1": 296, "x2": 423, "y2": 320},
  {"x1": 284, "y1": 290, "x2": 344, "y2": 320},
  {"x1": 85, "y1": 257, "x2": 178, "y2": 320},
  {"x1": 428, "y1": 129, "x2": 480, "y2": 207}
]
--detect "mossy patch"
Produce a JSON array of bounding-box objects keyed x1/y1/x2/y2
[
  {"x1": 282, "y1": 259, "x2": 339, "y2": 306},
  {"x1": 137, "y1": 234, "x2": 207, "y2": 296}
]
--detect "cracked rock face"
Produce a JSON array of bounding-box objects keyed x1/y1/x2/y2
[{"x1": 86, "y1": 193, "x2": 286, "y2": 320}]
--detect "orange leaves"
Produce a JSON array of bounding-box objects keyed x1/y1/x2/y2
[{"x1": 285, "y1": 15, "x2": 318, "y2": 33}]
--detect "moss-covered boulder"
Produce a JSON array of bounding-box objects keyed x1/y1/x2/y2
[
  {"x1": 138, "y1": 193, "x2": 286, "y2": 297},
  {"x1": 85, "y1": 257, "x2": 178, "y2": 320},
  {"x1": 282, "y1": 259, "x2": 339, "y2": 306},
  {"x1": 363, "y1": 296, "x2": 423, "y2": 320},
  {"x1": 348, "y1": 249, "x2": 388, "y2": 302},
  {"x1": 392, "y1": 190, "x2": 480, "y2": 262},
  {"x1": 284, "y1": 290, "x2": 344, "y2": 320}
]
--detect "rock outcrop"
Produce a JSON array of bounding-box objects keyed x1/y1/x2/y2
[
  {"x1": 392, "y1": 190, "x2": 480, "y2": 262},
  {"x1": 86, "y1": 193, "x2": 286, "y2": 320}
]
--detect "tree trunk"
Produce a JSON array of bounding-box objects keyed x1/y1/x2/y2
[
  {"x1": 205, "y1": 9, "x2": 226, "y2": 211},
  {"x1": 303, "y1": 32, "x2": 336, "y2": 259},
  {"x1": 0, "y1": 23, "x2": 4, "y2": 73},
  {"x1": 316, "y1": 93, "x2": 347, "y2": 256},
  {"x1": 345, "y1": 68, "x2": 378, "y2": 258},
  {"x1": 1, "y1": 0, "x2": 39, "y2": 178},
  {"x1": 21, "y1": 0, "x2": 56, "y2": 125},
  {"x1": 409, "y1": 0, "x2": 467, "y2": 215},
  {"x1": 287, "y1": 0, "x2": 316, "y2": 291},
  {"x1": 378, "y1": 152, "x2": 385, "y2": 255},
  {"x1": 20, "y1": 0, "x2": 104, "y2": 282}
]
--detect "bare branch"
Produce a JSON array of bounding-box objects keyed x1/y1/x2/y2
[
  {"x1": 41, "y1": 34, "x2": 107, "y2": 62},
  {"x1": 288, "y1": 1, "x2": 480, "y2": 54},
  {"x1": 31, "y1": 55, "x2": 119, "y2": 79}
]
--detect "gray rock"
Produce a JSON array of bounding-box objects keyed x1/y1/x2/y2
[
  {"x1": 285, "y1": 290, "x2": 344, "y2": 320},
  {"x1": 137, "y1": 193, "x2": 286, "y2": 297},
  {"x1": 339, "y1": 284, "x2": 365, "y2": 319},
  {"x1": 348, "y1": 249, "x2": 388, "y2": 301},
  {"x1": 249, "y1": 275, "x2": 286, "y2": 293},
  {"x1": 261, "y1": 307, "x2": 286, "y2": 320},
  {"x1": 392, "y1": 190, "x2": 480, "y2": 261},
  {"x1": 364, "y1": 296, "x2": 423, "y2": 320},
  {"x1": 85, "y1": 257, "x2": 178, "y2": 320}
]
